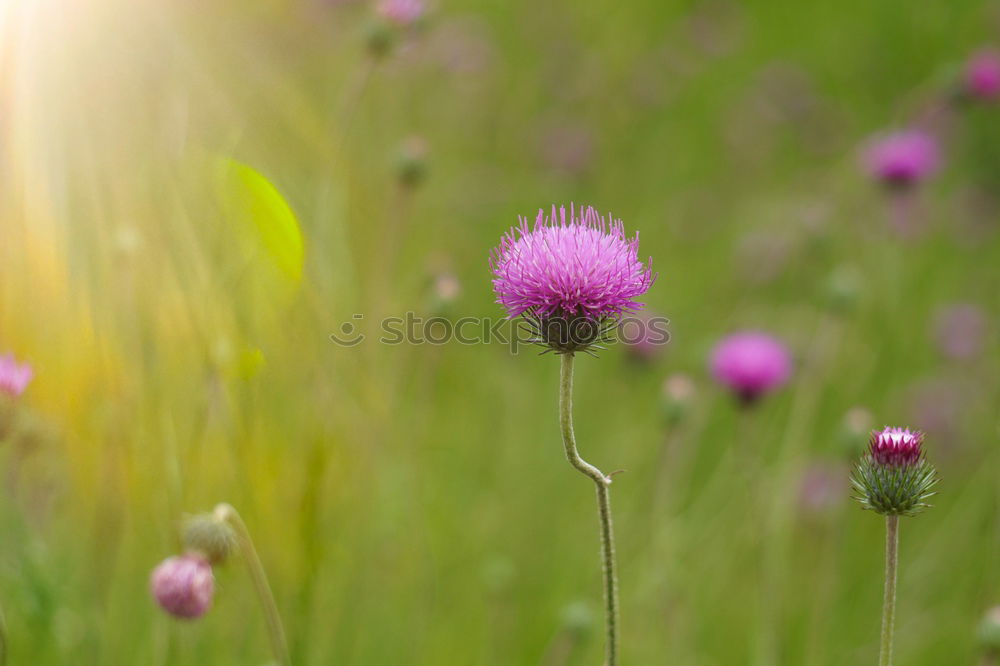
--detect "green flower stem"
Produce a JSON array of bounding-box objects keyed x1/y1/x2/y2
[
  {"x1": 214, "y1": 504, "x2": 291, "y2": 666},
  {"x1": 1, "y1": 602, "x2": 7, "y2": 666},
  {"x1": 880, "y1": 515, "x2": 900, "y2": 666},
  {"x1": 559, "y1": 353, "x2": 619, "y2": 666}
]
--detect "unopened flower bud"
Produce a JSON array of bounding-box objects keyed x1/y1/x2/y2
[
  {"x1": 395, "y1": 136, "x2": 430, "y2": 188},
  {"x1": 363, "y1": 20, "x2": 395, "y2": 58},
  {"x1": 851, "y1": 427, "x2": 938, "y2": 516},
  {"x1": 480, "y1": 555, "x2": 516, "y2": 594},
  {"x1": 661, "y1": 374, "x2": 695, "y2": 424},
  {"x1": 150, "y1": 554, "x2": 215, "y2": 619},
  {"x1": 823, "y1": 266, "x2": 862, "y2": 313},
  {"x1": 560, "y1": 600, "x2": 596, "y2": 639},
  {"x1": 839, "y1": 406, "x2": 873, "y2": 458},
  {"x1": 182, "y1": 513, "x2": 237, "y2": 565},
  {"x1": 428, "y1": 272, "x2": 461, "y2": 314},
  {"x1": 978, "y1": 606, "x2": 1000, "y2": 653}
]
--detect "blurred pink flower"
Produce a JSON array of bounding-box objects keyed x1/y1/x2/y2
[
  {"x1": 539, "y1": 122, "x2": 595, "y2": 176},
  {"x1": 933, "y1": 303, "x2": 988, "y2": 360},
  {"x1": 622, "y1": 312, "x2": 668, "y2": 362},
  {"x1": 965, "y1": 49, "x2": 1000, "y2": 101},
  {"x1": 862, "y1": 130, "x2": 939, "y2": 188},
  {"x1": 905, "y1": 378, "x2": 967, "y2": 447},
  {"x1": 0, "y1": 354, "x2": 33, "y2": 397},
  {"x1": 377, "y1": 0, "x2": 424, "y2": 25},
  {"x1": 709, "y1": 332, "x2": 792, "y2": 404},
  {"x1": 151, "y1": 554, "x2": 215, "y2": 619},
  {"x1": 798, "y1": 462, "x2": 847, "y2": 514}
]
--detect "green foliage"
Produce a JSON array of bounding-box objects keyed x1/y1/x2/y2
[{"x1": 217, "y1": 159, "x2": 305, "y2": 284}]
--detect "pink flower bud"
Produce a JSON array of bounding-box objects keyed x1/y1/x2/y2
[
  {"x1": 150, "y1": 554, "x2": 215, "y2": 619},
  {"x1": 0, "y1": 354, "x2": 33, "y2": 397}
]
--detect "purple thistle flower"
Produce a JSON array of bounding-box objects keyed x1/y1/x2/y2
[
  {"x1": 709, "y1": 332, "x2": 792, "y2": 404},
  {"x1": 150, "y1": 554, "x2": 215, "y2": 619},
  {"x1": 869, "y1": 427, "x2": 923, "y2": 467},
  {"x1": 376, "y1": 0, "x2": 424, "y2": 25},
  {"x1": 862, "y1": 130, "x2": 939, "y2": 188},
  {"x1": 491, "y1": 205, "x2": 655, "y2": 321},
  {"x1": 965, "y1": 49, "x2": 1000, "y2": 101},
  {"x1": 0, "y1": 354, "x2": 33, "y2": 397}
]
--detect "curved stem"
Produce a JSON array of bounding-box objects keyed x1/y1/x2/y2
[
  {"x1": 215, "y1": 504, "x2": 291, "y2": 666},
  {"x1": 879, "y1": 515, "x2": 900, "y2": 666},
  {"x1": 559, "y1": 353, "x2": 619, "y2": 666}
]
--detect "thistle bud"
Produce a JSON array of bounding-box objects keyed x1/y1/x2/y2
[
  {"x1": 661, "y1": 373, "x2": 695, "y2": 425},
  {"x1": 363, "y1": 20, "x2": 396, "y2": 58},
  {"x1": 839, "y1": 406, "x2": 873, "y2": 458},
  {"x1": 851, "y1": 427, "x2": 938, "y2": 516},
  {"x1": 978, "y1": 606, "x2": 1000, "y2": 653},
  {"x1": 395, "y1": 136, "x2": 430, "y2": 188},
  {"x1": 823, "y1": 266, "x2": 862, "y2": 313},
  {"x1": 150, "y1": 554, "x2": 215, "y2": 619},
  {"x1": 560, "y1": 600, "x2": 596, "y2": 639},
  {"x1": 182, "y1": 513, "x2": 237, "y2": 565}
]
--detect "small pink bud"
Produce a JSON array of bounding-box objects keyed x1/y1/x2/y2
[
  {"x1": 150, "y1": 554, "x2": 215, "y2": 619},
  {"x1": 376, "y1": 0, "x2": 424, "y2": 26},
  {"x1": 0, "y1": 354, "x2": 33, "y2": 397}
]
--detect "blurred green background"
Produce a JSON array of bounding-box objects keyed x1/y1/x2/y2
[{"x1": 1, "y1": 0, "x2": 999, "y2": 663}]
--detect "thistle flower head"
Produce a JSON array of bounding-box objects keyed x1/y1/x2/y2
[
  {"x1": 709, "y1": 332, "x2": 792, "y2": 404},
  {"x1": 851, "y1": 426, "x2": 938, "y2": 516},
  {"x1": 490, "y1": 205, "x2": 655, "y2": 353},
  {"x1": 862, "y1": 130, "x2": 939, "y2": 188},
  {"x1": 0, "y1": 354, "x2": 33, "y2": 397},
  {"x1": 150, "y1": 554, "x2": 215, "y2": 619},
  {"x1": 965, "y1": 49, "x2": 1000, "y2": 101}
]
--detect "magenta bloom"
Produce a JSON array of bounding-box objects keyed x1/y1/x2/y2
[
  {"x1": 0, "y1": 354, "x2": 33, "y2": 397},
  {"x1": 869, "y1": 427, "x2": 923, "y2": 467},
  {"x1": 863, "y1": 130, "x2": 939, "y2": 187},
  {"x1": 491, "y1": 205, "x2": 655, "y2": 321},
  {"x1": 965, "y1": 49, "x2": 1000, "y2": 101},
  {"x1": 376, "y1": 0, "x2": 424, "y2": 25},
  {"x1": 710, "y1": 332, "x2": 792, "y2": 403},
  {"x1": 150, "y1": 554, "x2": 215, "y2": 619}
]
